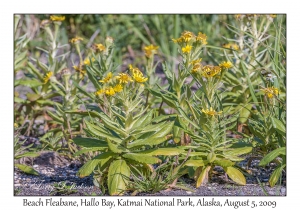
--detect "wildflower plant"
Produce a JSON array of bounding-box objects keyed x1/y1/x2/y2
[{"x1": 71, "y1": 41, "x2": 184, "y2": 195}]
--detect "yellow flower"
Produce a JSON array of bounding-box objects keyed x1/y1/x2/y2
[
  {"x1": 191, "y1": 63, "x2": 202, "y2": 74},
  {"x1": 73, "y1": 64, "x2": 86, "y2": 79},
  {"x1": 201, "y1": 65, "x2": 221, "y2": 78},
  {"x1": 95, "y1": 89, "x2": 105, "y2": 96},
  {"x1": 43, "y1": 72, "x2": 53, "y2": 84},
  {"x1": 172, "y1": 38, "x2": 182, "y2": 43},
  {"x1": 94, "y1": 43, "x2": 106, "y2": 52},
  {"x1": 133, "y1": 70, "x2": 148, "y2": 83},
  {"x1": 50, "y1": 15, "x2": 65, "y2": 22},
  {"x1": 14, "y1": 123, "x2": 18, "y2": 128},
  {"x1": 181, "y1": 31, "x2": 195, "y2": 42},
  {"x1": 83, "y1": 57, "x2": 95, "y2": 66},
  {"x1": 223, "y1": 43, "x2": 239, "y2": 50},
  {"x1": 202, "y1": 107, "x2": 222, "y2": 116},
  {"x1": 105, "y1": 87, "x2": 115, "y2": 96},
  {"x1": 182, "y1": 45, "x2": 193, "y2": 54},
  {"x1": 99, "y1": 72, "x2": 113, "y2": 83},
  {"x1": 189, "y1": 58, "x2": 202, "y2": 65},
  {"x1": 196, "y1": 32, "x2": 208, "y2": 45},
  {"x1": 219, "y1": 61, "x2": 233, "y2": 69},
  {"x1": 144, "y1": 44, "x2": 159, "y2": 58},
  {"x1": 261, "y1": 87, "x2": 279, "y2": 98},
  {"x1": 69, "y1": 36, "x2": 83, "y2": 44},
  {"x1": 113, "y1": 84, "x2": 123, "y2": 93},
  {"x1": 129, "y1": 65, "x2": 142, "y2": 74},
  {"x1": 115, "y1": 73, "x2": 133, "y2": 84}
]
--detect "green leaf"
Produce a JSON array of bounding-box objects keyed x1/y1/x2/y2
[
  {"x1": 122, "y1": 153, "x2": 161, "y2": 164},
  {"x1": 207, "y1": 152, "x2": 216, "y2": 163},
  {"x1": 138, "y1": 147, "x2": 184, "y2": 156},
  {"x1": 108, "y1": 159, "x2": 130, "y2": 195},
  {"x1": 214, "y1": 159, "x2": 235, "y2": 168},
  {"x1": 128, "y1": 121, "x2": 174, "y2": 148},
  {"x1": 238, "y1": 104, "x2": 253, "y2": 123},
  {"x1": 107, "y1": 138, "x2": 127, "y2": 154},
  {"x1": 15, "y1": 164, "x2": 39, "y2": 175},
  {"x1": 15, "y1": 152, "x2": 40, "y2": 159},
  {"x1": 271, "y1": 117, "x2": 286, "y2": 136},
  {"x1": 259, "y1": 147, "x2": 286, "y2": 166},
  {"x1": 72, "y1": 137, "x2": 108, "y2": 148},
  {"x1": 269, "y1": 164, "x2": 286, "y2": 187},
  {"x1": 185, "y1": 159, "x2": 207, "y2": 167},
  {"x1": 196, "y1": 166, "x2": 211, "y2": 187},
  {"x1": 47, "y1": 111, "x2": 64, "y2": 124},
  {"x1": 224, "y1": 166, "x2": 246, "y2": 185},
  {"x1": 74, "y1": 147, "x2": 106, "y2": 156},
  {"x1": 26, "y1": 93, "x2": 41, "y2": 102},
  {"x1": 223, "y1": 147, "x2": 252, "y2": 156},
  {"x1": 19, "y1": 79, "x2": 43, "y2": 88},
  {"x1": 131, "y1": 110, "x2": 153, "y2": 131},
  {"x1": 78, "y1": 152, "x2": 115, "y2": 177}
]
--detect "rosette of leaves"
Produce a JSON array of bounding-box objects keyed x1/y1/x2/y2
[
  {"x1": 72, "y1": 106, "x2": 184, "y2": 195},
  {"x1": 175, "y1": 101, "x2": 252, "y2": 187}
]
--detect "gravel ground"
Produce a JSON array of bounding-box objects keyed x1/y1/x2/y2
[{"x1": 14, "y1": 151, "x2": 286, "y2": 196}]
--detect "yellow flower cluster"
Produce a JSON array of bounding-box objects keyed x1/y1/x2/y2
[
  {"x1": 201, "y1": 65, "x2": 221, "y2": 78},
  {"x1": 99, "y1": 72, "x2": 113, "y2": 83},
  {"x1": 43, "y1": 72, "x2": 53, "y2": 84},
  {"x1": 190, "y1": 59, "x2": 202, "y2": 74},
  {"x1": 69, "y1": 36, "x2": 83, "y2": 44},
  {"x1": 223, "y1": 43, "x2": 239, "y2": 50},
  {"x1": 115, "y1": 73, "x2": 133, "y2": 84},
  {"x1": 202, "y1": 107, "x2": 222, "y2": 117},
  {"x1": 93, "y1": 43, "x2": 106, "y2": 52},
  {"x1": 144, "y1": 44, "x2": 159, "y2": 58},
  {"x1": 219, "y1": 61, "x2": 233, "y2": 69},
  {"x1": 50, "y1": 15, "x2": 65, "y2": 22},
  {"x1": 172, "y1": 30, "x2": 207, "y2": 45},
  {"x1": 261, "y1": 86, "x2": 279, "y2": 98},
  {"x1": 95, "y1": 66, "x2": 148, "y2": 97}
]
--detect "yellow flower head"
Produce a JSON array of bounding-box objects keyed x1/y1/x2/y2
[
  {"x1": 201, "y1": 65, "x2": 221, "y2": 78},
  {"x1": 99, "y1": 72, "x2": 113, "y2": 83},
  {"x1": 189, "y1": 58, "x2": 202, "y2": 65},
  {"x1": 181, "y1": 31, "x2": 195, "y2": 42},
  {"x1": 43, "y1": 72, "x2": 53, "y2": 84},
  {"x1": 73, "y1": 64, "x2": 86, "y2": 79},
  {"x1": 144, "y1": 44, "x2": 159, "y2": 58},
  {"x1": 69, "y1": 36, "x2": 83, "y2": 44},
  {"x1": 14, "y1": 123, "x2": 18, "y2": 128},
  {"x1": 94, "y1": 43, "x2": 106, "y2": 52},
  {"x1": 182, "y1": 45, "x2": 193, "y2": 54},
  {"x1": 105, "y1": 87, "x2": 116, "y2": 96},
  {"x1": 50, "y1": 15, "x2": 65, "y2": 22},
  {"x1": 95, "y1": 89, "x2": 105, "y2": 96},
  {"x1": 113, "y1": 84, "x2": 123, "y2": 93},
  {"x1": 129, "y1": 64, "x2": 142, "y2": 74},
  {"x1": 261, "y1": 86, "x2": 279, "y2": 98},
  {"x1": 115, "y1": 73, "x2": 133, "y2": 84},
  {"x1": 191, "y1": 63, "x2": 202, "y2": 74},
  {"x1": 83, "y1": 57, "x2": 95, "y2": 66},
  {"x1": 196, "y1": 32, "x2": 208, "y2": 45},
  {"x1": 202, "y1": 107, "x2": 222, "y2": 116},
  {"x1": 219, "y1": 61, "x2": 233, "y2": 69},
  {"x1": 133, "y1": 70, "x2": 148, "y2": 83}
]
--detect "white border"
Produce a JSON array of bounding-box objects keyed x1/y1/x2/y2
[{"x1": 2, "y1": 1, "x2": 297, "y2": 209}]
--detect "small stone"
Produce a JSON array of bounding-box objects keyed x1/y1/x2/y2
[
  {"x1": 280, "y1": 188, "x2": 286, "y2": 194},
  {"x1": 186, "y1": 191, "x2": 192, "y2": 194},
  {"x1": 15, "y1": 184, "x2": 21, "y2": 187},
  {"x1": 33, "y1": 165, "x2": 39, "y2": 168}
]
